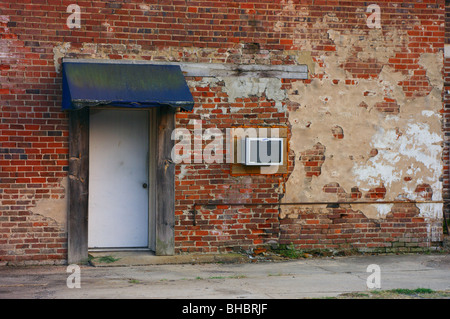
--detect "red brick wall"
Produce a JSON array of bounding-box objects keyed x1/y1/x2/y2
[
  {"x1": 280, "y1": 204, "x2": 430, "y2": 252},
  {"x1": 0, "y1": 0, "x2": 446, "y2": 263},
  {"x1": 174, "y1": 80, "x2": 295, "y2": 253},
  {"x1": 444, "y1": 0, "x2": 450, "y2": 231},
  {"x1": 0, "y1": 2, "x2": 69, "y2": 264}
]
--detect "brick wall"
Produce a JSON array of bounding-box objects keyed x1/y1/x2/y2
[
  {"x1": 444, "y1": 0, "x2": 450, "y2": 230},
  {"x1": 0, "y1": 0, "x2": 447, "y2": 264},
  {"x1": 280, "y1": 203, "x2": 429, "y2": 252},
  {"x1": 0, "y1": 2, "x2": 69, "y2": 264},
  {"x1": 174, "y1": 78, "x2": 294, "y2": 253}
]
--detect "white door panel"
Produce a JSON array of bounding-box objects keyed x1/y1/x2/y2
[{"x1": 88, "y1": 109, "x2": 149, "y2": 248}]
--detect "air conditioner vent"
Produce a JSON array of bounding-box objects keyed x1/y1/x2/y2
[{"x1": 239, "y1": 137, "x2": 283, "y2": 166}]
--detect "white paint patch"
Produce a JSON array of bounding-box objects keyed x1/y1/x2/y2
[
  {"x1": 178, "y1": 164, "x2": 189, "y2": 180},
  {"x1": 445, "y1": 44, "x2": 450, "y2": 58},
  {"x1": 427, "y1": 222, "x2": 442, "y2": 242},
  {"x1": 421, "y1": 110, "x2": 434, "y2": 117},
  {"x1": 0, "y1": 15, "x2": 9, "y2": 23},
  {"x1": 139, "y1": 4, "x2": 150, "y2": 10},
  {"x1": 417, "y1": 203, "x2": 443, "y2": 219},
  {"x1": 353, "y1": 122, "x2": 443, "y2": 189},
  {"x1": 374, "y1": 203, "x2": 393, "y2": 218}
]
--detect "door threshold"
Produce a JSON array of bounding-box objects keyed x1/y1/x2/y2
[
  {"x1": 89, "y1": 250, "x2": 158, "y2": 266},
  {"x1": 88, "y1": 251, "x2": 249, "y2": 267},
  {"x1": 89, "y1": 247, "x2": 153, "y2": 252}
]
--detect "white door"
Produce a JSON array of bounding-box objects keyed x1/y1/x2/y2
[{"x1": 88, "y1": 109, "x2": 149, "y2": 249}]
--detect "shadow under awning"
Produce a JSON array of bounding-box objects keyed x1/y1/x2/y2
[{"x1": 62, "y1": 62, "x2": 194, "y2": 111}]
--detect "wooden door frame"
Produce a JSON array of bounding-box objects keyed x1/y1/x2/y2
[{"x1": 67, "y1": 106, "x2": 176, "y2": 264}]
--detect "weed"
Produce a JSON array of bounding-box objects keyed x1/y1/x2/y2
[
  {"x1": 96, "y1": 255, "x2": 121, "y2": 263},
  {"x1": 388, "y1": 288, "x2": 435, "y2": 295},
  {"x1": 276, "y1": 243, "x2": 304, "y2": 259},
  {"x1": 331, "y1": 288, "x2": 450, "y2": 299}
]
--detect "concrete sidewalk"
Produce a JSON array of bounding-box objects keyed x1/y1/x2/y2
[{"x1": 0, "y1": 253, "x2": 449, "y2": 299}]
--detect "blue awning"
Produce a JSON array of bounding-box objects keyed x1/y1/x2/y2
[{"x1": 62, "y1": 62, "x2": 194, "y2": 111}]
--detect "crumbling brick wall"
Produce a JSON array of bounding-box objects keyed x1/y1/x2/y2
[
  {"x1": 0, "y1": 0, "x2": 446, "y2": 263},
  {"x1": 443, "y1": 0, "x2": 450, "y2": 234},
  {"x1": 174, "y1": 1, "x2": 446, "y2": 254}
]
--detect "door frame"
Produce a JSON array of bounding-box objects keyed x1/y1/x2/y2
[{"x1": 67, "y1": 106, "x2": 176, "y2": 264}]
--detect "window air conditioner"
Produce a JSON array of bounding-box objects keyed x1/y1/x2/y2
[{"x1": 239, "y1": 137, "x2": 283, "y2": 166}]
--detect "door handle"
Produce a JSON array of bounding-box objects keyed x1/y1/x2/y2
[{"x1": 143, "y1": 183, "x2": 148, "y2": 189}]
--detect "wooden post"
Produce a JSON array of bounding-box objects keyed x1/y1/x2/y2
[
  {"x1": 155, "y1": 106, "x2": 176, "y2": 255},
  {"x1": 67, "y1": 108, "x2": 89, "y2": 264}
]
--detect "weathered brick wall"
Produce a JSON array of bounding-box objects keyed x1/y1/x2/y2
[
  {"x1": 0, "y1": 3, "x2": 69, "y2": 264},
  {"x1": 174, "y1": 1, "x2": 446, "y2": 254},
  {"x1": 0, "y1": 0, "x2": 446, "y2": 263},
  {"x1": 280, "y1": 204, "x2": 429, "y2": 252},
  {"x1": 174, "y1": 78, "x2": 295, "y2": 253},
  {"x1": 444, "y1": 0, "x2": 450, "y2": 231}
]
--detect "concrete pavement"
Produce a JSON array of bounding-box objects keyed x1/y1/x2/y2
[{"x1": 0, "y1": 253, "x2": 449, "y2": 299}]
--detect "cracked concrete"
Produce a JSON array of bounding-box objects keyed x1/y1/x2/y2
[{"x1": 0, "y1": 254, "x2": 449, "y2": 299}]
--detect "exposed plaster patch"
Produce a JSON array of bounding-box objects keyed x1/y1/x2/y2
[
  {"x1": 375, "y1": 203, "x2": 394, "y2": 218},
  {"x1": 53, "y1": 42, "x2": 71, "y2": 72},
  {"x1": 178, "y1": 164, "x2": 189, "y2": 180},
  {"x1": 328, "y1": 28, "x2": 408, "y2": 64},
  {"x1": 324, "y1": 28, "x2": 409, "y2": 80},
  {"x1": 29, "y1": 177, "x2": 68, "y2": 230},
  {"x1": 222, "y1": 77, "x2": 287, "y2": 112},
  {"x1": 283, "y1": 50, "x2": 443, "y2": 220},
  {"x1": 287, "y1": 50, "x2": 315, "y2": 77},
  {"x1": 353, "y1": 122, "x2": 442, "y2": 192},
  {"x1": 186, "y1": 76, "x2": 222, "y2": 88},
  {"x1": 418, "y1": 53, "x2": 444, "y2": 90}
]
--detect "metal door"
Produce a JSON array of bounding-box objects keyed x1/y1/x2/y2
[{"x1": 88, "y1": 109, "x2": 149, "y2": 248}]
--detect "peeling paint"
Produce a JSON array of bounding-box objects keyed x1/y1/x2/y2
[
  {"x1": 283, "y1": 36, "x2": 443, "y2": 221},
  {"x1": 178, "y1": 164, "x2": 189, "y2": 180},
  {"x1": 53, "y1": 42, "x2": 71, "y2": 72},
  {"x1": 222, "y1": 77, "x2": 287, "y2": 111}
]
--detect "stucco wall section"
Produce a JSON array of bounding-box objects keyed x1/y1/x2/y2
[
  {"x1": 28, "y1": 177, "x2": 68, "y2": 231},
  {"x1": 283, "y1": 40, "x2": 443, "y2": 226}
]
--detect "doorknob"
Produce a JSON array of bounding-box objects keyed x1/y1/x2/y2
[{"x1": 143, "y1": 183, "x2": 148, "y2": 189}]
